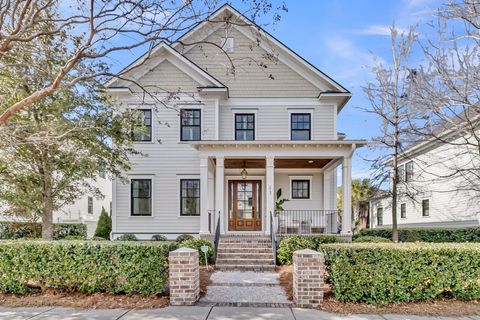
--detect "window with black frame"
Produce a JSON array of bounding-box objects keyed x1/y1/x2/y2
[
  {"x1": 131, "y1": 179, "x2": 152, "y2": 216},
  {"x1": 180, "y1": 109, "x2": 201, "y2": 141},
  {"x1": 291, "y1": 180, "x2": 310, "y2": 199},
  {"x1": 291, "y1": 113, "x2": 311, "y2": 140},
  {"x1": 180, "y1": 179, "x2": 200, "y2": 216},
  {"x1": 377, "y1": 207, "x2": 383, "y2": 226},
  {"x1": 422, "y1": 199, "x2": 430, "y2": 217},
  {"x1": 132, "y1": 109, "x2": 152, "y2": 141},
  {"x1": 235, "y1": 114, "x2": 255, "y2": 140}
]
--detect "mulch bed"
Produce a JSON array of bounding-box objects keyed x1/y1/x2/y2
[{"x1": 277, "y1": 265, "x2": 480, "y2": 316}]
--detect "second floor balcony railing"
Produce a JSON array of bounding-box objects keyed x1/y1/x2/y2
[{"x1": 274, "y1": 210, "x2": 339, "y2": 235}]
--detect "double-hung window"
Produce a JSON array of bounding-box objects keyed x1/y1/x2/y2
[
  {"x1": 235, "y1": 114, "x2": 255, "y2": 141},
  {"x1": 400, "y1": 203, "x2": 406, "y2": 218},
  {"x1": 405, "y1": 161, "x2": 414, "y2": 182},
  {"x1": 180, "y1": 179, "x2": 200, "y2": 216},
  {"x1": 181, "y1": 109, "x2": 201, "y2": 141},
  {"x1": 291, "y1": 180, "x2": 310, "y2": 199},
  {"x1": 422, "y1": 199, "x2": 430, "y2": 217},
  {"x1": 132, "y1": 109, "x2": 152, "y2": 142},
  {"x1": 291, "y1": 113, "x2": 311, "y2": 140},
  {"x1": 87, "y1": 197, "x2": 93, "y2": 215},
  {"x1": 377, "y1": 207, "x2": 383, "y2": 226},
  {"x1": 131, "y1": 179, "x2": 152, "y2": 216}
]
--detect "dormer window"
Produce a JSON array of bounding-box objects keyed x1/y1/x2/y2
[{"x1": 221, "y1": 37, "x2": 234, "y2": 53}]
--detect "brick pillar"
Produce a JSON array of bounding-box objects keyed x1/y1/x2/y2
[
  {"x1": 293, "y1": 249, "x2": 324, "y2": 308},
  {"x1": 169, "y1": 247, "x2": 199, "y2": 306}
]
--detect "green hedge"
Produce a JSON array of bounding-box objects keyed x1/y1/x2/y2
[
  {"x1": 356, "y1": 227, "x2": 480, "y2": 242},
  {"x1": 353, "y1": 236, "x2": 392, "y2": 243},
  {"x1": 180, "y1": 238, "x2": 214, "y2": 265},
  {"x1": 0, "y1": 222, "x2": 87, "y2": 240},
  {"x1": 0, "y1": 241, "x2": 172, "y2": 294},
  {"x1": 321, "y1": 243, "x2": 480, "y2": 304},
  {"x1": 276, "y1": 235, "x2": 337, "y2": 265}
]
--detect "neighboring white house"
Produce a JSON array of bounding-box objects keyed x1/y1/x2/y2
[
  {"x1": 107, "y1": 5, "x2": 366, "y2": 240},
  {"x1": 370, "y1": 129, "x2": 480, "y2": 229},
  {"x1": 0, "y1": 175, "x2": 112, "y2": 238}
]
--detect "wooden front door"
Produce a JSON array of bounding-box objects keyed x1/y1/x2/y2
[{"x1": 228, "y1": 180, "x2": 262, "y2": 231}]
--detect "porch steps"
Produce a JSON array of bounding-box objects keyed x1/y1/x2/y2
[{"x1": 215, "y1": 236, "x2": 275, "y2": 272}]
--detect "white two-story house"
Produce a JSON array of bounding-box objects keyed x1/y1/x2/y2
[{"x1": 107, "y1": 5, "x2": 366, "y2": 240}]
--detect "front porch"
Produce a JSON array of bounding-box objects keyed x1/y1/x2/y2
[{"x1": 191, "y1": 140, "x2": 364, "y2": 237}]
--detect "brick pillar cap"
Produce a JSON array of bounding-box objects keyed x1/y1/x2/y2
[
  {"x1": 172, "y1": 247, "x2": 198, "y2": 253},
  {"x1": 293, "y1": 248, "x2": 322, "y2": 255}
]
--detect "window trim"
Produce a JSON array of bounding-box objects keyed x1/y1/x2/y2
[
  {"x1": 290, "y1": 113, "x2": 312, "y2": 141},
  {"x1": 234, "y1": 113, "x2": 255, "y2": 141},
  {"x1": 400, "y1": 203, "x2": 406, "y2": 219},
  {"x1": 179, "y1": 178, "x2": 201, "y2": 217},
  {"x1": 132, "y1": 108, "x2": 153, "y2": 142},
  {"x1": 422, "y1": 199, "x2": 430, "y2": 217},
  {"x1": 180, "y1": 108, "x2": 202, "y2": 141},
  {"x1": 377, "y1": 207, "x2": 383, "y2": 226},
  {"x1": 289, "y1": 176, "x2": 312, "y2": 200},
  {"x1": 130, "y1": 178, "x2": 153, "y2": 217}
]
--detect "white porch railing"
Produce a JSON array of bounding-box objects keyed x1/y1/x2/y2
[{"x1": 274, "y1": 210, "x2": 339, "y2": 235}]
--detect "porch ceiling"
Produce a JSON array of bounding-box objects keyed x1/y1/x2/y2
[{"x1": 222, "y1": 158, "x2": 332, "y2": 169}]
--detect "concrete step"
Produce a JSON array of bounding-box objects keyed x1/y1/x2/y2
[
  {"x1": 215, "y1": 264, "x2": 276, "y2": 272},
  {"x1": 218, "y1": 242, "x2": 271, "y2": 247},
  {"x1": 199, "y1": 284, "x2": 291, "y2": 307},
  {"x1": 217, "y1": 247, "x2": 272, "y2": 254},
  {"x1": 216, "y1": 252, "x2": 273, "y2": 260},
  {"x1": 216, "y1": 258, "x2": 274, "y2": 266}
]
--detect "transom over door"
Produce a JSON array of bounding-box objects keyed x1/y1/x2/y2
[{"x1": 228, "y1": 180, "x2": 262, "y2": 231}]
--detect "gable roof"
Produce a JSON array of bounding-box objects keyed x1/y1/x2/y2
[
  {"x1": 107, "y1": 4, "x2": 350, "y2": 107},
  {"x1": 106, "y1": 42, "x2": 226, "y2": 89}
]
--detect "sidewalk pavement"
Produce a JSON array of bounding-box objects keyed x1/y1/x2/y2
[{"x1": 0, "y1": 306, "x2": 478, "y2": 320}]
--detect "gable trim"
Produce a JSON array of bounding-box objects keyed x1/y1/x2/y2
[{"x1": 106, "y1": 42, "x2": 225, "y2": 89}]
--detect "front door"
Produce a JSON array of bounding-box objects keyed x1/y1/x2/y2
[{"x1": 228, "y1": 180, "x2": 262, "y2": 231}]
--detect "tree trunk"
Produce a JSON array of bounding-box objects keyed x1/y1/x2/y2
[
  {"x1": 40, "y1": 150, "x2": 54, "y2": 240},
  {"x1": 42, "y1": 198, "x2": 54, "y2": 240}
]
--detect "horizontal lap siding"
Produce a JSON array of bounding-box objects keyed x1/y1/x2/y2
[
  {"x1": 220, "y1": 104, "x2": 335, "y2": 140},
  {"x1": 275, "y1": 173, "x2": 324, "y2": 210},
  {"x1": 114, "y1": 100, "x2": 216, "y2": 235},
  {"x1": 184, "y1": 28, "x2": 320, "y2": 98}
]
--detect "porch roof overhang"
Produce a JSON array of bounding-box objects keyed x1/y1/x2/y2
[{"x1": 184, "y1": 140, "x2": 367, "y2": 158}]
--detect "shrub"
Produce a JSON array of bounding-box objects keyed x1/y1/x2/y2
[
  {"x1": 0, "y1": 241, "x2": 171, "y2": 295},
  {"x1": 180, "y1": 238, "x2": 213, "y2": 265},
  {"x1": 356, "y1": 227, "x2": 480, "y2": 242},
  {"x1": 92, "y1": 236, "x2": 106, "y2": 241},
  {"x1": 0, "y1": 222, "x2": 87, "y2": 240},
  {"x1": 321, "y1": 243, "x2": 480, "y2": 304},
  {"x1": 116, "y1": 234, "x2": 137, "y2": 241},
  {"x1": 354, "y1": 236, "x2": 391, "y2": 243},
  {"x1": 151, "y1": 234, "x2": 167, "y2": 241},
  {"x1": 94, "y1": 207, "x2": 112, "y2": 239},
  {"x1": 175, "y1": 234, "x2": 194, "y2": 243},
  {"x1": 276, "y1": 235, "x2": 337, "y2": 265}
]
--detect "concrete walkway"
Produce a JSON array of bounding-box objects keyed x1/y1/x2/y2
[
  {"x1": 199, "y1": 271, "x2": 291, "y2": 307},
  {"x1": 0, "y1": 306, "x2": 478, "y2": 320}
]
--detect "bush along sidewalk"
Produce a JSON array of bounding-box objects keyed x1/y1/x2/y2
[
  {"x1": 0, "y1": 222, "x2": 87, "y2": 240},
  {"x1": 276, "y1": 235, "x2": 337, "y2": 264},
  {"x1": 355, "y1": 227, "x2": 480, "y2": 242},
  {"x1": 0, "y1": 241, "x2": 171, "y2": 295},
  {"x1": 321, "y1": 243, "x2": 480, "y2": 304}
]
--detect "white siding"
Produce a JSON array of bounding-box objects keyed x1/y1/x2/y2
[
  {"x1": 184, "y1": 28, "x2": 321, "y2": 98},
  {"x1": 275, "y1": 172, "x2": 323, "y2": 210},
  {"x1": 219, "y1": 104, "x2": 336, "y2": 140}
]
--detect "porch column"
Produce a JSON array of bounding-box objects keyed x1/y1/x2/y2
[
  {"x1": 265, "y1": 156, "x2": 275, "y2": 234},
  {"x1": 215, "y1": 156, "x2": 225, "y2": 234},
  {"x1": 199, "y1": 156, "x2": 209, "y2": 235},
  {"x1": 341, "y1": 155, "x2": 352, "y2": 234},
  {"x1": 323, "y1": 168, "x2": 336, "y2": 234}
]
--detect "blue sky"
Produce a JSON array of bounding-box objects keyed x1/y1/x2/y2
[{"x1": 244, "y1": 0, "x2": 439, "y2": 179}]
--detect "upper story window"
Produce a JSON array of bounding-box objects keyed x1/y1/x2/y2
[
  {"x1": 291, "y1": 179, "x2": 310, "y2": 199},
  {"x1": 400, "y1": 203, "x2": 406, "y2": 219},
  {"x1": 131, "y1": 179, "x2": 152, "y2": 216},
  {"x1": 180, "y1": 179, "x2": 200, "y2": 216},
  {"x1": 397, "y1": 165, "x2": 404, "y2": 182},
  {"x1": 405, "y1": 161, "x2": 414, "y2": 182},
  {"x1": 422, "y1": 199, "x2": 429, "y2": 217},
  {"x1": 132, "y1": 109, "x2": 152, "y2": 142},
  {"x1": 235, "y1": 114, "x2": 255, "y2": 141},
  {"x1": 291, "y1": 113, "x2": 311, "y2": 140},
  {"x1": 377, "y1": 207, "x2": 383, "y2": 226},
  {"x1": 181, "y1": 109, "x2": 201, "y2": 141},
  {"x1": 87, "y1": 197, "x2": 93, "y2": 215}
]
